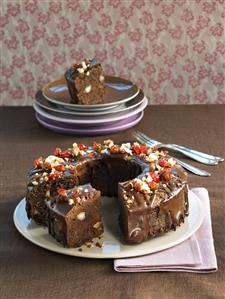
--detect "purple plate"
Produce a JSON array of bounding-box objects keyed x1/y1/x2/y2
[{"x1": 36, "y1": 111, "x2": 144, "y2": 136}]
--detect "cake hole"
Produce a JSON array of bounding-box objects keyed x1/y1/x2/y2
[{"x1": 82, "y1": 157, "x2": 144, "y2": 197}]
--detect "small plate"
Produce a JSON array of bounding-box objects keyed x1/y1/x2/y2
[
  {"x1": 13, "y1": 190, "x2": 204, "y2": 258},
  {"x1": 35, "y1": 90, "x2": 147, "y2": 116},
  {"x1": 33, "y1": 97, "x2": 148, "y2": 125},
  {"x1": 35, "y1": 111, "x2": 144, "y2": 135},
  {"x1": 42, "y1": 76, "x2": 139, "y2": 111}
]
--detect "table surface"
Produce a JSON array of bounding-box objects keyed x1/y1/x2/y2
[{"x1": 0, "y1": 106, "x2": 225, "y2": 299}]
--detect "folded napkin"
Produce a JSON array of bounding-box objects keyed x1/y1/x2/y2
[{"x1": 114, "y1": 188, "x2": 218, "y2": 273}]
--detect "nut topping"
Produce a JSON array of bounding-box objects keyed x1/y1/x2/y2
[
  {"x1": 77, "y1": 212, "x2": 85, "y2": 221},
  {"x1": 84, "y1": 85, "x2": 92, "y2": 93},
  {"x1": 31, "y1": 140, "x2": 176, "y2": 196},
  {"x1": 93, "y1": 221, "x2": 102, "y2": 229}
]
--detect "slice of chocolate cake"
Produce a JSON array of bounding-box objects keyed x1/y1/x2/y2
[
  {"x1": 64, "y1": 59, "x2": 105, "y2": 105},
  {"x1": 26, "y1": 154, "x2": 79, "y2": 226},
  {"x1": 118, "y1": 163, "x2": 188, "y2": 244},
  {"x1": 47, "y1": 184, "x2": 103, "y2": 247}
]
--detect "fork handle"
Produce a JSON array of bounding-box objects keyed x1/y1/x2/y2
[
  {"x1": 164, "y1": 144, "x2": 219, "y2": 165},
  {"x1": 175, "y1": 158, "x2": 211, "y2": 176},
  {"x1": 170, "y1": 144, "x2": 224, "y2": 162}
]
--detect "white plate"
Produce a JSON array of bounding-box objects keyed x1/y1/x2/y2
[
  {"x1": 33, "y1": 97, "x2": 148, "y2": 125},
  {"x1": 13, "y1": 190, "x2": 204, "y2": 259},
  {"x1": 35, "y1": 90, "x2": 146, "y2": 116},
  {"x1": 42, "y1": 76, "x2": 139, "y2": 111}
]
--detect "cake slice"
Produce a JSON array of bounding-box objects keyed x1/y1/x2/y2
[
  {"x1": 26, "y1": 154, "x2": 79, "y2": 226},
  {"x1": 47, "y1": 184, "x2": 103, "y2": 247},
  {"x1": 118, "y1": 164, "x2": 188, "y2": 244},
  {"x1": 64, "y1": 59, "x2": 105, "y2": 105}
]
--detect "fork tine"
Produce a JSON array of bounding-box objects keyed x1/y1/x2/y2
[
  {"x1": 133, "y1": 131, "x2": 157, "y2": 146},
  {"x1": 133, "y1": 131, "x2": 145, "y2": 144},
  {"x1": 137, "y1": 132, "x2": 150, "y2": 143},
  {"x1": 133, "y1": 131, "x2": 142, "y2": 142},
  {"x1": 137, "y1": 131, "x2": 159, "y2": 145},
  {"x1": 134, "y1": 134, "x2": 155, "y2": 147},
  {"x1": 133, "y1": 131, "x2": 149, "y2": 143}
]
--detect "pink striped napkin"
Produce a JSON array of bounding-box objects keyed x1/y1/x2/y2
[{"x1": 114, "y1": 188, "x2": 217, "y2": 273}]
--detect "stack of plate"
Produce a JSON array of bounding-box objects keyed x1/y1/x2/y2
[{"x1": 33, "y1": 75, "x2": 148, "y2": 136}]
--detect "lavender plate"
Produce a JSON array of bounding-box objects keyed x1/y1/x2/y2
[{"x1": 36, "y1": 111, "x2": 144, "y2": 136}]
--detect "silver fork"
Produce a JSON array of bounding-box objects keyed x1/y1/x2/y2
[
  {"x1": 133, "y1": 131, "x2": 211, "y2": 176},
  {"x1": 134, "y1": 131, "x2": 223, "y2": 165}
]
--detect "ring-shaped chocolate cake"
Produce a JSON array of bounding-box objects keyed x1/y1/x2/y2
[{"x1": 26, "y1": 140, "x2": 188, "y2": 247}]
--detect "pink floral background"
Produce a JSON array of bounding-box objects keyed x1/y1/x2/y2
[{"x1": 1, "y1": 0, "x2": 225, "y2": 105}]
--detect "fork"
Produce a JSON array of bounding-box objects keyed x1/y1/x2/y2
[
  {"x1": 133, "y1": 131, "x2": 212, "y2": 176},
  {"x1": 134, "y1": 131, "x2": 223, "y2": 165},
  {"x1": 172, "y1": 157, "x2": 211, "y2": 176}
]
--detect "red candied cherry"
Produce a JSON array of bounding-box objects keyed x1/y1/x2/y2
[
  {"x1": 140, "y1": 144, "x2": 148, "y2": 154},
  {"x1": 150, "y1": 172, "x2": 160, "y2": 183},
  {"x1": 148, "y1": 181, "x2": 158, "y2": 190},
  {"x1": 48, "y1": 172, "x2": 59, "y2": 180},
  {"x1": 133, "y1": 144, "x2": 148, "y2": 155},
  {"x1": 54, "y1": 164, "x2": 65, "y2": 171},
  {"x1": 159, "y1": 159, "x2": 169, "y2": 168},
  {"x1": 57, "y1": 188, "x2": 67, "y2": 196},
  {"x1": 78, "y1": 143, "x2": 88, "y2": 150},
  {"x1": 53, "y1": 147, "x2": 61, "y2": 156},
  {"x1": 133, "y1": 145, "x2": 141, "y2": 155},
  {"x1": 60, "y1": 150, "x2": 71, "y2": 158},
  {"x1": 47, "y1": 173, "x2": 55, "y2": 180},
  {"x1": 93, "y1": 142, "x2": 102, "y2": 151},
  {"x1": 34, "y1": 157, "x2": 43, "y2": 168}
]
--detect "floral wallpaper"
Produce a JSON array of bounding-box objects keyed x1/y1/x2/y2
[{"x1": 1, "y1": 0, "x2": 225, "y2": 105}]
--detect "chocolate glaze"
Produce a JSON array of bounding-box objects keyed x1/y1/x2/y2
[
  {"x1": 26, "y1": 152, "x2": 143, "y2": 225},
  {"x1": 26, "y1": 145, "x2": 189, "y2": 246},
  {"x1": 26, "y1": 173, "x2": 79, "y2": 225},
  {"x1": 47, "y1": 184, "x2": 103, "y2": 247},
  {"x1": 118, "y1": 165, "x2": 188, "y2": 244}
]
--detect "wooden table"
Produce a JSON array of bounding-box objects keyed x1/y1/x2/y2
[{"x1": 0, "y1": 106, "x2": 224, "y2": 299}]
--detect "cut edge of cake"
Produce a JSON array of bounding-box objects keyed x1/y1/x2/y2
[
  {"x1": 64, "y1": 59, "x2": 105, "y2": 105},
  {"x1": 47, "y1": 184, "x2": 103, "y2": 247}
]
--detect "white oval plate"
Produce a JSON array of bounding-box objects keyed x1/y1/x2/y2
[{"x1": 13, "y1": 190, "x2": 204, "y2": 259}]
